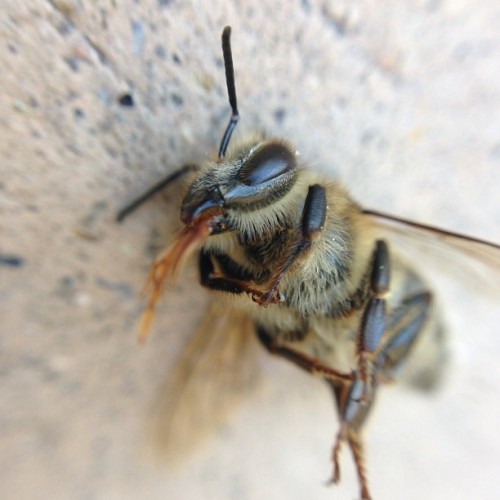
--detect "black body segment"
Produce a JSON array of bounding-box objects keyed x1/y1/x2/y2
[
  {"x1": 301, "y1": 184, "x2": 327, "y2": 238},
  {"x1": 357, "y1": 240, "x2": 391, "y2": 373},
  {"x1": 360, "y1": 298, "x2": 386, "y2": 354},
  {"x1": 370, "y1": 240, "x2": 390, "y2": 294},
  {"x1": 376, "y1": 292, "x2": 432, "y2": 376}
]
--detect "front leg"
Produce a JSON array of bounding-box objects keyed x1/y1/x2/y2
[
  {"x1": 198, "y1": 251, "x2": 284, "y2": 303},
  {"x1": 255, "y1": 184, "x2": 328, "y2": 305}
]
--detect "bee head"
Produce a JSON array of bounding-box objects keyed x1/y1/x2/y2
[
  {"x1": 179, "y1": 29, "x2": 299, "y2": 237},
  {"x1": 180, "y1": 140, "x2": 298, "y2": 235}
]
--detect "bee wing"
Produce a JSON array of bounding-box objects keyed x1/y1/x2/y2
[
  {"x1": 363, "y1": 209, "x2": 500, "y2": 294},
  {"x1": 149, "y1": 299, "x2": 260, "y2": 462}
]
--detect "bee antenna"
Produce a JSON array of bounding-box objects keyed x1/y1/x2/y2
[{"x1": 218, "y1": 26, "x2": 240, "y2": 159}]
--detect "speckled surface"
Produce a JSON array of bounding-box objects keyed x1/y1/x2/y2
[{"x1": 1, "y1": 1, "x2": 499, "y2": 499}]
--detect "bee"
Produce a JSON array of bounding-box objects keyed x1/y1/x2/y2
[{"x1": 118, "y1": 27, "x2": 500, "y2": 500}]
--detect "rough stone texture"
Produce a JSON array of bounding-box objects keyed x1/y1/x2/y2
[{"x1": 1, "y1": 1, "x2": 499, "y2": 499}]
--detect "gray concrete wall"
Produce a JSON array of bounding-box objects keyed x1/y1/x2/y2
[{"x1": 1, "y1": 1, "x2": 499, "y2": 499}]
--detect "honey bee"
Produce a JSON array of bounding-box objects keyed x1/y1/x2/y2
[{"x1": 118, "y1": 27, "x2": 500, "y2": 500}]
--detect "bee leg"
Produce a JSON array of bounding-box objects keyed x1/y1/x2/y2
[
  {"x1": 198, "y1": 251, "x2": 284, "y2": 302},
  {"x1": 256, "y1": 326, "x2": 353, "y2": 383},
  {"x1": 327, "y1": 240, "x2": 389, "y2": 497},
  {"x1": 329, "y1": 377, "x2": 374, "y2": 500},
  {"x1": 116, "y1": 164, "x2": 195, "y2": 222},
  {"x1": 375, "y1": 291, "x2": 432, "y2": 380},
  {"x1": 256, "y1": 184, "x2": 327, "y2": 305},
  {"x1": 331, "y1": 292, "x2": 432, "y2": 499},
  {"x1": 357, "y1": 240, "x2": 390, "y2": 400}
]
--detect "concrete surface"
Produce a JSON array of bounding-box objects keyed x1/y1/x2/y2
[{"x1": 1, "y1": 1, "x2": 499, "y2": 499}]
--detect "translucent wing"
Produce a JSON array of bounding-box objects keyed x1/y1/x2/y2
[
  {"x1": 363, "y1": 209, "x2": 500, "y2": 295},
  {"x1": 148, "y1": 298, "x2": 261, "y2": 462}
]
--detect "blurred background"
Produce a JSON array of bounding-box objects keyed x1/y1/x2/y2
[{"x1": 1, "y1": 1, "x2": 499, "y2": 499}]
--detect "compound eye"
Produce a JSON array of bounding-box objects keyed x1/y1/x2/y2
[
  {"x1": 223, "y1": 141, "x2": 297, "y2": 207},
  {"x1": 239, "y1": 143, "x2": 296, "y2": 186}
]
